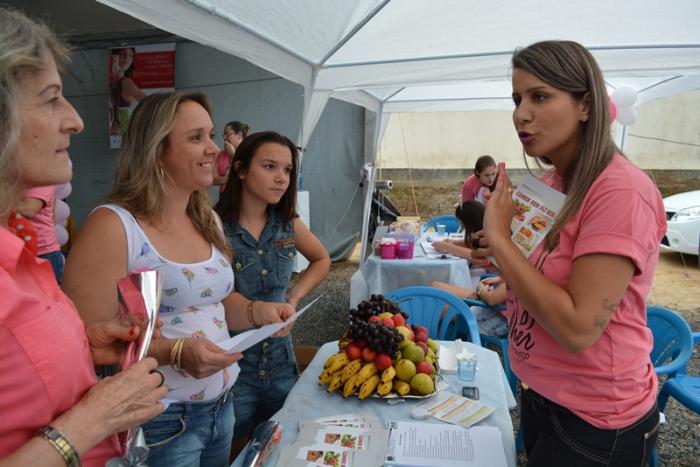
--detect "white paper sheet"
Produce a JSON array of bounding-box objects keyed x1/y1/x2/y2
[{"x1": 217, "y1": 296, "x2": 321, "y2": 354}]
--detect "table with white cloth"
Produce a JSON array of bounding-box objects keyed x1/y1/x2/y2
[
  {"x1": 232, "y1": 340, "x2": 517, "y2": 467},
  {"x1": 350, "y1": 234, "x2": 485, "y2": 307}
]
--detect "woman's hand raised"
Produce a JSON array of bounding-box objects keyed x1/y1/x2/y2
[{"x1": 180, "y1": 339, "x2": 242, "y2": 379}]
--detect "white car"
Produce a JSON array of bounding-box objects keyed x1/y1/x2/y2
[{"x1": 660, "y1": 190, "x2": 700, "y2": 257}]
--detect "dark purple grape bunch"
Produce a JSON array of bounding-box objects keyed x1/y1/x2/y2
[{"x1": 347, "y1": 295, "x2": 408, "y2": 354}]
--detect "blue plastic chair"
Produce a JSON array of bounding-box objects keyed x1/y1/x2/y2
[
  {"x1": 422, "y1": 215, "x2": 461, "y2": 234},
  {"x1": 646, "y1": 306, "x2": 695, "y2": 467},
  {"x1": 386, "y1": 286, "x2": 481, "y2": 345}
]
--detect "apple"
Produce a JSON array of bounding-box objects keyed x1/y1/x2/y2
[
  {"x1": 416, "y1": 326, "x2": 429, "y2": 336},
  {"x1": 375, "y1": 353, "x2": 392, "y2": 371},
  {"x1": 396, "y1": 326, "x2": 414, "y2": 348},
  {"x1": 392, "y1": 313, "x2": 406, "y2": 328},
  {"x1": 368, "y1": 315, "x2": 381, "y2": 324},
  {"x1": 354, "y1": 338, "x2": 367, "y2": 349},
  {"x1": 416, "y1": 341, "x2": 429, "y2": 354},
  {"x1": 361, "y1": 347, "x2": 376, "y2": 363},
  {"x1": 416, "y1": 361, "x2": 434, "y2": 375},
  {"x1": 378, "y1": 312, "x2": 394, "y2": 320},
  {"x1": 414, "y1": 332, "x2": 429, "y2": 344},
  {"x1": 381, "y1": 317, "x2": 395, "y2": 329},
  {"x1": 346, "y1": 343, "x2": 362, "y2": 361}
]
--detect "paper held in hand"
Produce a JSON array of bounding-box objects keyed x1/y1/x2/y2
[
  {"x1": 217, "y1": 295, "x2": 322, "y2": 354},
  {"x1": 491, "y1": 175, "x2": 566, "y2": 266}
]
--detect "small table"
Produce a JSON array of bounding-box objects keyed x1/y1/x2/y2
[
  {"x1": 350, "y1": 235, "x2": 485, "y2": 306},
  {"x1": 232, "y1": 341, "x2": 517, "y2": 467}
]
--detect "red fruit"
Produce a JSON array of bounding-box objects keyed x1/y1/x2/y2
[
  {"x1": 346, "y1": 343, "x2": 362, "y2": 361},
  {"x1": 392, "y1": 313, "x2": 406, "y2": 327},
  {"x1": 381, "y1": 318, "x2": 395, "y2": 329},
  {"x1": 416, "y1": 326, "x2": 429, "y2": 336},
  {"x1": 416, "y1": 342, "x2": 429, "y2": 354},
  {"x1": 375, "y1": 353, "x2": 392, "y2": 371},
  {"x1": 415, "y1": 332, "x2": 429, "y2": 343},
  {"x1": 361, "y1": 347, "x2": 376, "y2": 363},
  {"x1": 354, "y1": 338, "x2": 368, "y2": 349},
  {"x1": 416, "y1": 361, "x2": 434, "y2": 375},
  {"x1": 368, "y1": 315, "x2": 381, "y2": 324}
]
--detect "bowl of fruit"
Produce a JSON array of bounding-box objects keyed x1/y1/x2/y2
[{"x1": 318, "y1": 294, "x2": 439, "y2": 400}]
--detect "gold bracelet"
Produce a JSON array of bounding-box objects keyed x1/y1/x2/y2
[
  {"x1": 170, "y1": 338, "x2": 185, "y2": 372},
  {"x1": 36, "y1": 426, "x2": 81, "y2": 467},
  {"x1": 247, "y1": 300, "x2": 261, "y2": 328}
]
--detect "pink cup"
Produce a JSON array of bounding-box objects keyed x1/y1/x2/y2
[
  {"x1": 380, "y1": 243, "x2": 397, "y2": 259},
  {"x1": 396, "y1": 240, "x2": 414, "y2": 259}
]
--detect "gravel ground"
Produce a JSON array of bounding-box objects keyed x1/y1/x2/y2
[{"x1": 290, "y1": 258, "x2": 700, "y2": 466}]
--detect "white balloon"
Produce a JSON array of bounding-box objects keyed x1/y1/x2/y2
[
  {"x1": 55, "y1": 224, "x2": 69, "y2": 246},
  {"x1": 617, "y1": 107, "x2": 638, "y2": 126},
  {"x1": 55, "y1": 199, "x2": 70, "y2": 225},
  {"x1": 611, "y1": 86, "x2": 638, "y2": 108},
  {"x1": 55, "y1": 182, "x2": 72, "y2": 200}
]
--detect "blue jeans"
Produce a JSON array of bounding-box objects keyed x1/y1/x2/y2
[
  {"x1": 232, "y1": 334, "x2": 298, "y2": 439},
  {"x1": 143, "y1": 388, "x2": 234, "y2": 467},
  {"x1": 521, "y1": 387, "x2": 659, "y2": 466},
  {"x1": 40, "y1": 250, "x2": 64, "y2": 283}
]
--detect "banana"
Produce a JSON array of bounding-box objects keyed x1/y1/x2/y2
[
  {"x1": 338, "y1": 338, "x2": 351, "y2": 350},
  {"x1": 354, "y1": 362, "x2": 378, "y2": 386},
  {"x1": 392, "y1": 380, "x2": 410, "y2": 396},
  {"x1": 327, "y1": 371, "x2": 343, "y2": 393},
  {"x1": 358, "y1": 375, "x2": 380, "y2": 400},
  {"x1": 318, "y1": 368, "x2": 332, "y2": 386},
  {"x1": 376, "y1": 380, "x2": 393, "y2": 396},
  {"x1": 340, "y1": 359, "x2": 362, "y2": 383},
  {"x1": 327, "y1": 353, "x2": 350, "y2": 373},
  {"x1": 343, "y1": 374, "x2": 361, "y2": 398},
  {"x1": 380, "y1": 366, "x2": 396, "y2": 383},
  {"x1": 323, "y1": 353, "x2": 342, "y2": 369}
]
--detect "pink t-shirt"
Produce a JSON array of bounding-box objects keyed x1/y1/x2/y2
[
  {"x1": 462, "y1": 175, "x2": 482, "y2": 202},
  {"x1": 507, "y1": 154, "x2": 666, "y2": 429},
  {"x1": 23, "y1": 186, "x2": 60, "y2": 256},
  {"x1": 215, "y1": 150, "x2": 231, "y2": 194},
  {"x1": 0, "y1": 228, "x2": 121, "y2": 464}
]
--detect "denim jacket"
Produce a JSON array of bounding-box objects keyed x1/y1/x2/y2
[{"x1": 224, "y1": 206, "x2": 296, "y2": 305}]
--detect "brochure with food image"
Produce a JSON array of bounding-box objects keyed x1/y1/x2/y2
[
  {"x1": 490, "y1": 175, "x2": 565, "y2": 266},
  {"x1": 297, "y1": 427, "x2": 370, "y2": 450},
  {"x1": 298, "y1": 413, "x2": 380, "y2": 430},
  {"x1": 276, "y1": 443, "x2": 355, "y2": 467}
]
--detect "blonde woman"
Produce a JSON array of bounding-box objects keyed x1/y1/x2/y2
[
  {"x1": 0, "y1": 8, "x2": 166, "y2": 466},
  {"x1": 476, "y1": 41, "x2": 665, "y2": 465},
  {"x1": 63, "y1": 91, "x2": 294, "y2": 467}
]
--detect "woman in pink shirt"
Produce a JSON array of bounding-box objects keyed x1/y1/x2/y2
[
  {"x1": 461, "y1": 155, "x2": 498, "y2": 203},
  {"x1": 476, "y1": 41, "x2": 665, "y2": 465},
  {"x1": 0, "y1": 8, "x2": 166, "y2": 466},
  {"x1": 213, "y1": 121, "x2": 250, "y2": 194}
]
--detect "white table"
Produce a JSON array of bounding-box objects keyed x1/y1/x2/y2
[
  {"x1": 350, "y1": 235, "x2": 485, "y2": 307},
  {"x1": 232, "y1": 341, "x2": 517, "y2": 467}
]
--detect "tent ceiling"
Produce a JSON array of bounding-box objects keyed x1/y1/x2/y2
[{"x1": 98, "y1": 0, "x2": 700, "y2": 114}]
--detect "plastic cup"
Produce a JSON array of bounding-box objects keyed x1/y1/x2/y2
[
  {"x1": 437, "y1": 224, "x2": 446, "y2": 235},
  {"x1": 457, "y1": 353, "x2": 477, "y2": 382}
]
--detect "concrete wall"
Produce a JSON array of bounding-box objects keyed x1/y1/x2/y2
[{"x1": 378, "y1": 90, "x2": 700, "y2": 171}]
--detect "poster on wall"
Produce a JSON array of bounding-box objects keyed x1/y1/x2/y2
[{"x1": 109, "y1": 43, "x2": 176, "y2": 148}]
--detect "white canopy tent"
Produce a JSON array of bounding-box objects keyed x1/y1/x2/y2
[{"x1": 97, "y1": 0, "x2": 700, "y2": 262}]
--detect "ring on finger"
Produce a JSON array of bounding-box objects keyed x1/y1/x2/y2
[
  {"x1": 151, "y1": 369, "x2": 165, "y2": 388},
  {"x1": 507, "y1": 187, "x2": 513, "y2": 194}
]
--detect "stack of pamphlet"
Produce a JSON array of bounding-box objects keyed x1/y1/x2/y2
[{"x1": 276, "y1": 413, "x2": 387, "y2": 467}]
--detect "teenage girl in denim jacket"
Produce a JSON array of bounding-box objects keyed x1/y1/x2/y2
[{"x1": 215, "y1": 131, "x2": 330, "y2": 454}]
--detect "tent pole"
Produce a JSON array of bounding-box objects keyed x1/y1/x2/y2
[{"x1": 359, "y1": 103, "x2": 384, "y2": 266}]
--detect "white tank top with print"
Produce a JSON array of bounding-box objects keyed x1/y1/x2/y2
[{"x1": 98, "y1": 204, "x2": 238, "y2": 403}]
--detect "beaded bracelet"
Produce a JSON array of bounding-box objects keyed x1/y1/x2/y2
[
  {"x1": 170, "y1": 337, "x2": 185, "y2": 372},
  {"x1": 246, "y1": 300, "x2": 261, "y2": 328},
  {"x1": 36, "y1": 426, "x2": 81, "y2": 467}
]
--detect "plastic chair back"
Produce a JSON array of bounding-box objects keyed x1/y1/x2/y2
[
  {"x1": 647, "y1": 306, "x2": 693, "y2": 377},
  {"x1": 386, "y1": 286, "x2": 481, "y2": 345},
  {"x1": 422, "y1": 215, "x2": 461, "y2": 234}
]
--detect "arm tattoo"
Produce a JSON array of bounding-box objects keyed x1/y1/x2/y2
[
  {"x1": 593, "y1": 314, "x2": 609, "y2": 332},
  {"x1": 594, "y1": 298, "x2": 619, "y2": 332}
]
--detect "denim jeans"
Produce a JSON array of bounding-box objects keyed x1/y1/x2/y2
[
  {"x1": 143, "y1": 388, "x2": 234, "y2": 467},
  {"x1": 39, "y1": 250, "x2": 64, "y2": 283},
  {"x1": 232, "y1": 334, "x2": 298, "y2": 439},
  {"x1": 521, "y1": 387, "x2": 660, "y2": 466}
]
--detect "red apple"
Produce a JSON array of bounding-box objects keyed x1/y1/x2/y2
[
  {"x1": 415, "y1": 332, "x2": 429, "y2": 344},
  {"x1": 392, "y1": 313, "x2": 406, "y2": 328},
  {"x1": 361, "y1": 347, "x2": 376, "y2": 363},
  {"x1": 416, "y1": 326, "x2": 429, "y2": 336},
  {"x1": 354, "y1": 338, "x2": 367, "y2": 349},
  {"x1": 416, "y1": 361, "x2": 434, "y2": 375},
  {"x1": 346, "y1": 343, "x2": 362, "y2": 361},
  {"x1": 368, "y1": 315, "x2": 381, "y2": 324},
  {"x1": 375, "y1": 353, "x2": 392, "y2": 371},
  {"x1": 416, "y1": 342, "x2": 429, "y2": 354},
  {"x1": 381, "y1": 317, "x2": 395, "y2": 329}
]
